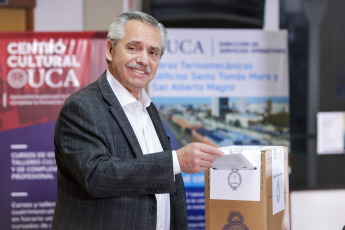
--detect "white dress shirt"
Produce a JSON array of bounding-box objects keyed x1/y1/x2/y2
[{"x1": 106, "y1": 70, "x2": 181, "y2": 230}]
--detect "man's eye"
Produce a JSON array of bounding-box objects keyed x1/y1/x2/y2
[
  {"x1": 150, "y1": 51, "x2": 158, "y2": 56},
  {"x1": 128, "y1": 47, "x2": 136, "y2": 51}
]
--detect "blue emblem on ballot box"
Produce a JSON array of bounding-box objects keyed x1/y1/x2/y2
[{"x1": 222, "y1": 211, "x2": 249, "y2": 230}]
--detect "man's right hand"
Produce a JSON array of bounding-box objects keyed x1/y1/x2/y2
[{"x1": 176, "y1": 142, "x2": 224, "y2": 174}]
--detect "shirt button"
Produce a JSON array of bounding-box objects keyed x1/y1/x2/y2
[{"x1": 149, "y1": 206, "x2": 156, "y2": 214}]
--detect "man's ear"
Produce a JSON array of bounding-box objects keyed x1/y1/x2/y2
[{"x1": 106, "y1": 39, "x2": 113, "y2": 62}]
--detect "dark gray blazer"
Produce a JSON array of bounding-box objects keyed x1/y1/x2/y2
[{"x1": 51, "y1": 72, "x2": 187, "y2": 230}]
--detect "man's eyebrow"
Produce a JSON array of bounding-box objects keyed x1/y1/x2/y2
[
  {"x1": 126, "y1": 40, "x2": 161, "y2": 52},
  {"x1": 150, "y1": 46, "x2": 161, "y2": 52},
  {"x1": 126, "y1": 40, "x2": 141, "y2": 46}
]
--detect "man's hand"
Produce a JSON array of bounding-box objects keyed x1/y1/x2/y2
[{"x1": 176, "y1": 142, "x2": 224, "y2": 174}]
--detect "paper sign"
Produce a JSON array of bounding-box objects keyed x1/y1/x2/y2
[
  {"x1": 272, "y1": 147, "x2": 285, "y2": 214},
  {"x1": 317, "y1": 112, "x2": 345, "y2": 154},
  {"x1": 210, "y1": 149, "x2": 261, "y2": 201}
]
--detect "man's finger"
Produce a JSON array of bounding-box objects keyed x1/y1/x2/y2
[{"x1": 198, "y1": 144, "x2": 224, "y2": 157}]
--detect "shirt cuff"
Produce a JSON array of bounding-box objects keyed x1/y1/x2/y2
[{"x1": 172, "y1": 150, "x2": 181, "y2": 175}]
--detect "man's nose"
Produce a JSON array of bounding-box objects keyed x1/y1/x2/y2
[{"x1": 136, "y1": 51, "x2": 149, "y2": 66}]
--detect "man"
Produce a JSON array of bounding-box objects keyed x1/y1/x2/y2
[{"x1": 52, "y1": 11, "x2": 223, "y2": 230}]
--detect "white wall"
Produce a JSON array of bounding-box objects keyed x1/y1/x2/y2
[
  {"x1": 34, "y1": 0, "x2": 83, "y2": 31},
  {"x1": 291, "y1": 189, "x2": 345, "y2": 230},
  {"x1": 34, "y1": 0, "x2": 124, "y2": 31}
]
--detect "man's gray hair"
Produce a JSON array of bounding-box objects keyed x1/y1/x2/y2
[{"x1": 106, "y1": 11, "x2": 167, "y2": 64}]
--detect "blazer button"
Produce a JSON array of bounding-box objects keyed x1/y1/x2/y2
[{"x1": 150, "y1": 206, "x2": 156, "y2": 214}]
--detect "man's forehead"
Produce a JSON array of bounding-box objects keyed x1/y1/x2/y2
[
  {"x1": 122, "y1": 21, "x2": 162, "y2": 48},
  {"x1": 125, "y1": 19, "x2": 157, "y2": 31}
]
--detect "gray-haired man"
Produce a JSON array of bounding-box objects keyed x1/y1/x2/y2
[{"x1": 52, "y1": 11, "x2": 223, "y2": 230}]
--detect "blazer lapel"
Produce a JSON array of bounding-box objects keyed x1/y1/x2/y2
[
  {"x1": 147, "y1": 103, "x2": 171, "y2": 151},
  {"x1": 97, "y1": 72, "x2": 143, "y2": 157}
]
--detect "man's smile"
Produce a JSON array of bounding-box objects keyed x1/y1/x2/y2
[{"x1": 126, "y1": 62, "x2": 152, "y2": 75}]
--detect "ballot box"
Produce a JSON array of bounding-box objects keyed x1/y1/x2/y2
[{"x1": 205, "y1": 146, "x2": 290, "y2": 230}]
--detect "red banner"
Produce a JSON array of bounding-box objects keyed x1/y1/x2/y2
[
  {"x1": 0, "y1": 32, "x2": 108, "y2": 131},
  {"x1": 0, "y1": 32, "x2": 107, "y2": 230}
]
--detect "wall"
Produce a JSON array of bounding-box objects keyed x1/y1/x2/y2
[
  {"x1": 34, "y1": 0, "x2": 83, "y2": 31},
  {"x1": 84, "y1": 0, "x2": 123, "y2": 31},
  {"x1": 34, "y1": 0, "x2": 123, "y2": 31},
  {"x1": 291, "y1": 189, "x2": 345, "y2": 230}
]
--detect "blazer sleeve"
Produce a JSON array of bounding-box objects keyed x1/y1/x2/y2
[{"x1": 54, "y1": 94, "x2": 177, "y2": 198}]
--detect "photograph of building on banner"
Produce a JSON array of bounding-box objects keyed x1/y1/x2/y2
[{"x1": 152, "y1": 96, "x2": 289, "y2": 149}]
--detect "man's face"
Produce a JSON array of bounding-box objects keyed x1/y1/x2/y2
[{"x1": 106, "y1": 20, "x2": 162, "y2": 98}]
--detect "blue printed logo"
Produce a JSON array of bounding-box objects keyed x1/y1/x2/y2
[
  {"x1": 222, "y1": 211, "x2": 249, "y2": 230},
  {"x1": 166, "y1": 39, "x2": 204, "y2": 54}
]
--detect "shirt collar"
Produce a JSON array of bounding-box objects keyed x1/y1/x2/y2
[{"x1": 106, "y1": 69, "x2": 151, "y2": 108}]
